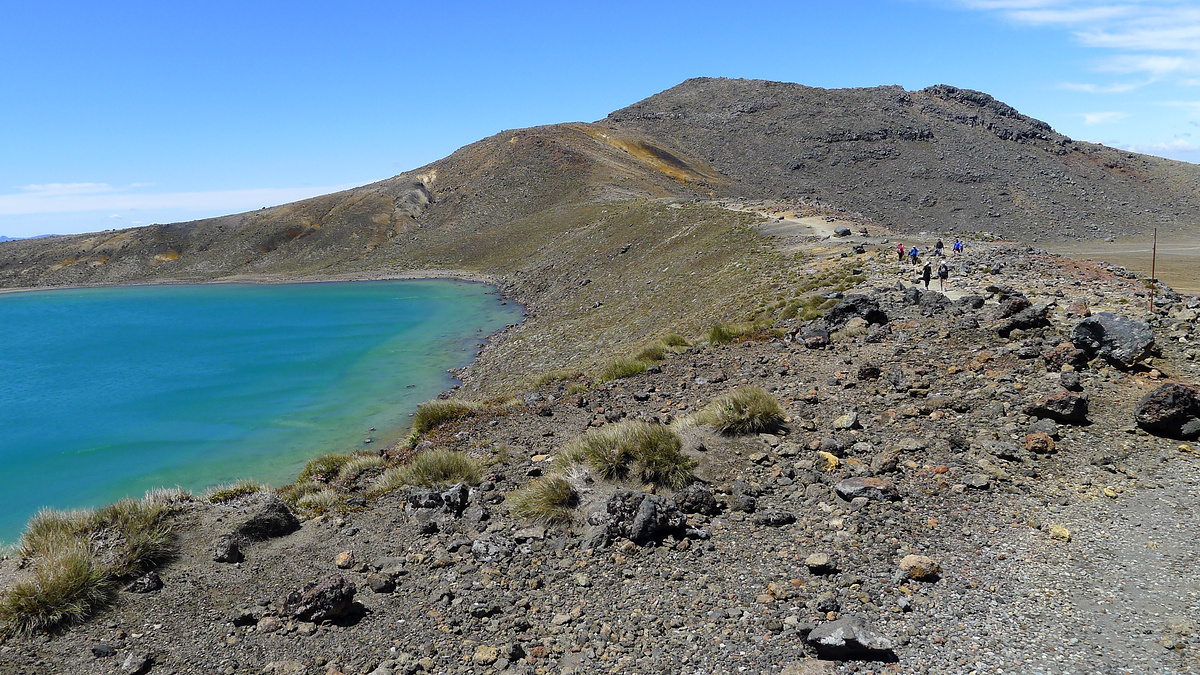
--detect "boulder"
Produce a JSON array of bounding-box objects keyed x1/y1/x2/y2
[
  {"x1": 752, "y1": 509, "x2": 796, "y2": 527},
  {"x1": 833, "y1": 225, "x2": 852, "y2": 237},
  {"x1": 673, "y1": 483, "x2": 719, "y2": 516},
  {"x1": 806, "y1": 615, "x2": 895, "y2": 660},
  {"x1": 995, "y1": 295, "x2": 1031, "y2": 319},
  {"x1": 898, "y1": 554, "x2": 940, "y2": 580},
  {"x1": 213, "y1": 535, "x2": 243, "y2": 563},
  {"x1": 279, "y1": 574, "x2": 357, "y2": 623},
  {"x1": 824, "y1": 295, "x2": 888, "y2": 328},
  {"x1": 589, "y1": 490, "x2": 685, "y2": 545},
  {"x1": 996, "y1": 301, "x2": 1053, "y2": 338},
  {"x1": 1024, "y1": 391, "x2": 1088, "y2": 425},
  {"x1": 1135, "y1": 383, "x2": 1200, "y2": 440},
  {"x1": 834, "y1": 477, "x2": 898, "y2": 502},
  {"x1": 1043, "y1": 342, "x2": 1088, "y2": 371},
  {"x1": 1071, "y1": 312, "x2": 1154, "y2": 368},
  {"x1": 918, "y1": 290, "x2": 952, "y2": 314},
  {"x1": 230, "y1": 495, "x2": 300, "y2": 541}
]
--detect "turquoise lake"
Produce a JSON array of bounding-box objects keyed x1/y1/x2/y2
[{"x1": 0, "y1": 280, "x2": 523, "y2": 544}]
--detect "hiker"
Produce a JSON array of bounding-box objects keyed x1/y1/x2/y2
[
  {"x1": 935, "y1": 239, "x2": 944, "y2": 257},
  {"x1": 938, "y1": 260, "x2": 949, "y2": 292},
  {"x1": 897, "y1": 243, "x2": 905, "y2": 261},
  {"x1": 908, "y1": 245, "x2": 919, "y2": 265},
  {"x1": 953, "y1": 238, "x2": 963, "y2": 254},
  {"x1": 922, "y1": 262, "x2": 932, "y2": 289}
]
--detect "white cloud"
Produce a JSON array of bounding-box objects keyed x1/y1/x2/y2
[
  {"x1": 0, "y1": 183, "x2": 359, "y2": 217},
  {"x1": 1082, "y1": 111, "x2": 1131, "y2": 124},
  {"x1": 1060, "y1": 79, "x2": 1147, "y2": 92},
  {"x1": 951, "y1": 1, "x2": 1200, "y2": 81}
]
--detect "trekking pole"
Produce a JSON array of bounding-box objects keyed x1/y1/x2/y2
[{"x1": 1150, "y1": 228, "x2": 1157, "y2": 314}]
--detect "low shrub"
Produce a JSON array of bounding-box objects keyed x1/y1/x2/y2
[
  {"x1": 411, "y1": 399, "x2": 480, "y2": 435},
  {"x1": 277, "y1": 480, "x2": 322, "y2": 507},
  {"x1": 599, "y1": 357, "x2": 647, "y2": 382},
  {"x1": 506, "y1": 476, "x2": 578, "y2": 524},
  {"x1": 695, "y1": 386, "x2": 785, "y2": 435}
]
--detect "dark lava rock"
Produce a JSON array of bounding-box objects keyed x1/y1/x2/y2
[
  {"x1": 673, "y1": 482, "x2": 719, "y2": 516},
  {"x1": 1135, "y1": 382, "x2": 1200, "y2": 440},
  {"x1": 996, "y1": 295, "x2": 1032, "y2": 319},
  {"x1": 1071, "y1": 312, "x2": 1155, "y2": 368},
  {"x1": 834, "y1": 477, "x2": 898, "y2": 502},
  {"x1": 918, "y1": 290, "x2": 952, "y2": 314},
  {"x1": 230, "y1": 495, "x2": 300, "y2": 541},
  {"x1": 124, "y1": 571, "x2": 163, "y2": 594},
  {"x1": 1059, "y1": 371, "x2": 1083, "y2": 391},
  {"x1": 857, "y1": 364, "x2": 882, "y2": 380},
  {"x1": 901, "y1": 286, "x2": 922, "y2": 306},
  {"x1": 1024, "y1": 391, "x2": 1088, "y2": 425},
  {"x1": 1043, "y1": 341, "x2": 1088, "y2": 371},
  {"x1": 365, "y1": 573, "x2": 396, "y2": 594},
  {"x1": 279, "y1": 574, "x2": 357, "y2": 623},
  {"x1": 91, "y1": 644, "x2": 116, "y2": 658},
  {"x1": 824, "y1": 294, "x2": 888, "y2": 328},
  {"x1": 833, "y1": 225, "x2": 852, "y2": 237},
  {"x1": 806, "y1": 615, "x2": 896, "y2": 661},
  {"x1": 592, "y1": 490, "x2": 685, "y2": 544},
  {"x1": 213, "y1": 535, "x2": 243, "y2": 563},
  {"x1": 752, "y1": 509, "x2": 796, "y2": 527},
  {"x1": 996, "y1": 301, "x2": 1052, "y2": 338},
  {"x1": 958, "y1": 294, "x2": 985, "y2": 310}
]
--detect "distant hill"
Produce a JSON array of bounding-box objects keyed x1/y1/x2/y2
[
  {"x1": 2, "y1": 77, "x2": 1197, "y2": 294},
  {"x1": 605, "y1": 78, "x2": 1200, "y2": 243},
  {"x1": 0, "y1": 236, "x2": 17, "y2": 242}
]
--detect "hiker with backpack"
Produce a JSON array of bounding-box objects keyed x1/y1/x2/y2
[
  {"x1": 897, "y1": 243, "x2": 905, "y2": 261},
  {"x1": 938, "y1": 260, "x2": 949, "y2": 291},
  {"x1": 908, "y1": 245, "x2": 919, "y2": 265},
  {"x1": 921, "y1": 262, "x2": 932, "y2": 289}
]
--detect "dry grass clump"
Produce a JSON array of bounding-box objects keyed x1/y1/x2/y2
[
  {"x1": 1, "y1": 497, "x2": 176, "y2": 635},
  {"x1": 661, "y1": 333, "x2": 690, "y2": 348},
  {"x1": 598, "y1": 357, "x2": 648, "y2": 382},
  {"x1": 634, "y1": 342, "x2": 667, "y2": 362},
  {"x1": 708, "y1": 322, "x2": 745, "y2": 345},
  {"x1": 556, "y1": 420, "x2": 694, "y2": 488},
  {"x1": 694, "y1": 385, "x2": 785, "y2": 435},
  {"x1": 373, "y1": 448, "x2": 483, "y2": 492},
  {"x1": 295, "y1": 489, "x2": 343, "y2": 516},
  {"x1": 297, "y1": 453, "x2": 353, "y2": 484},
  {"x1": 532, "y1": 368, "x2": 585, "y2": 387},
  {"x1": 411, "y1": 399, "x2": 481, "y2": 434},
  {"x1": 277, "y1": 480, "x2": 322, "y2": 508},
  {"x1": 506, "y1": 476, "x2": 578, "y2": 524},
  {"x1": 204, "y1": 479, "x2": 266, "y2": 503},
  {"x1": 336, "y1": 454, "x2": 386, "y2": 484}
]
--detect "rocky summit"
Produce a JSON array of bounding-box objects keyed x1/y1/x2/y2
[{"x1": 1, "y1": 79, "x2": 1200, "y2": 674}]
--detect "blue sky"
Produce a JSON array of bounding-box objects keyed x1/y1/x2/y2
[{"x1": 2, "y1": 0, "x2": 1199, "y2": 238}]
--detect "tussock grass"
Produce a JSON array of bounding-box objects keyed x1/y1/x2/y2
[
  {"x1": 598, "y1": 357, "x2": 647, "y2": 382},
  {"x1": 298, "y1": 453, "x2": 353, "y2": 484},
  {"x1": 142, "y1": 487, "x2": 192, "y2": 506},
  {"x1": 661, "y1": 333, "x2": 689, "y2": 348},
  {"x1": 336, "y1": 454, "x2": 386, "y2": 484},
  {"x1": 411, "y1": 399, "x2": 480, "y2": 434},
  {"x1": 708, "y1": 322, "x2": 744, "y2": 345},
  {"x1": 1, "y1": 497, "x2": 176, "y2": 635},
  {"x1": 634, "y1": 342, "x2": 667, "y2": 362},
  {"x1": 374, "y1": 448, "x2": 483, "y2": 492},
  {"x1": 277, "y1": 480, "x2": 322, "y2": 508},
  {"x1": 204, "y1": 479, "x2": 266, "y2": 503},
  {"x1": 532, "y1": 369, "x2": 585, "y2": 387},
  {"x1": 507, "y1": 476, "x2": 578, "y2": 524},
  {"x1": 556, "y1": 421, "x2": 694, "y2": 488},
  {"x1": 0, "y1": 544, "x2": 114, "y2": 636},
  {"x1": 694, "y1": 385, "x2": 785, "y2": 435},
  {"x1": 295, "y1": 489, "x2": 343, "y2": 516}
]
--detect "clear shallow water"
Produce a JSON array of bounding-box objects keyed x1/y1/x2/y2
[{"x1": 0, "y1": 280, "x2": 523, "y2": 544}]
